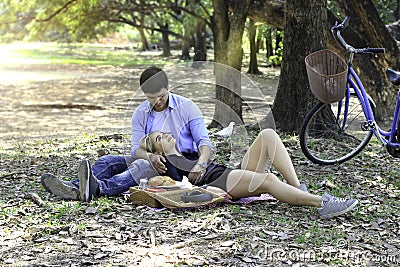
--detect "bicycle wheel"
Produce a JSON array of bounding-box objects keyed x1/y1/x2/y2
[{"x1": 300, "y1": 94, "x2": 374, "y2": 165}]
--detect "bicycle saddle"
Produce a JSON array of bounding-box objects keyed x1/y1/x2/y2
[
  {"x1": 386, "y1": 68, "x2": 400, "y2": 86},
  {"x1": 181, "y1": 190, "x2": 213, "y2": 203}
]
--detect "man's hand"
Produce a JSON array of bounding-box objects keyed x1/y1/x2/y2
[
  {"x1": 188, "y1": 164, "x2": 206, "y2": 185},
  {"x1": 149, "y1": 153, "x2": 167, "y2": 174}
]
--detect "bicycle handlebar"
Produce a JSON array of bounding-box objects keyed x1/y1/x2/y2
[
  {"x1": 331, "y1": 16, "x2": 385, "y2": 55},
  {"x1": 331, "y1": 16, "x2": 350, "y2": 31}
]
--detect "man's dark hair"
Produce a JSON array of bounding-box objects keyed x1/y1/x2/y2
[{"x1": 139, "y1": 66, "x2": 169, "y2": 94}]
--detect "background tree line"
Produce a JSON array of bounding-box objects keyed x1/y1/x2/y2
[{"x1": 1, "y1": 0, "x2": 400, "y2": 132}]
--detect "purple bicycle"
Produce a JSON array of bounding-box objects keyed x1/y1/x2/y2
[{"x1": 300, "y1": 16, "x2": 400, "y2": 165}]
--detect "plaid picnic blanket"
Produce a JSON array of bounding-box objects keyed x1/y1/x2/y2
[{"x1": 225, "y1": 193, "x2": 275, "y2": 204}]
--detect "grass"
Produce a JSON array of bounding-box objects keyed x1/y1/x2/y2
[
  {"x1": 294, "y1": 223, "x2": 348, "y2": 246},
  {"x1": 1, "y1": 44, "x2": 399, "y2": 266},
  {"x1": 1, "y1": 130, "x2": 398, "y2": 266},
  {"x1": 3, "y1": 42, "x2": 177, "y2": 67},
  {"x1": 0, "y1": 206, "x2": 18, "y2": 219},
  {"x1": 90, "y1": 196, "x2": 117, "y2": 214}
]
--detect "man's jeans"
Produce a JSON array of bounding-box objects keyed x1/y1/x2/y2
[{"x1": 73, "y1": 155, "x2": 158, "y2": 196}]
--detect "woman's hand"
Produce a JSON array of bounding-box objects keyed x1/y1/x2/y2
[
  {"x1": 149, "y1": 153, "x2": 167, "y2": 174},
  {"x1": 188, "y1": 164, "x2": 206, "y2": 185}
]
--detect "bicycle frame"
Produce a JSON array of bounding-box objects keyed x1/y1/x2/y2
[
  {"x1": 300, "y1": 16, "x2": 400, "y2": 165},
  {"x1": 342, "y1": 66, "x2": 400, "y2": 148}
]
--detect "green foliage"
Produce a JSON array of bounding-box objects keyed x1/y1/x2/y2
[
  {"x1": 90, "y1": 196, "x2": 115, "y2": 214},
  {"x1": 294, "y1": 223, "x2": 347, "y2": 246},
  {"x1": 0, "y1": 0, "x2": 215, "y2": 44},
  {"x1": 328, "y1": 0, "x2": 398, "y2": 24},
  {"x1": 0, "y1": 205, "x2": 18, "y2": 220},
  {"x1": 268, "y1": 30, "x2": 283, "y2": 66},
  {"x1": 327, "y1": 0, "x2": 343, "y2": 19},
  {"x1": 373, "y1": 0, "x2": 398, "y2": 23},
  {"x1": 0, "y1": 0, "x2": 111, "y2": 42},
  {"x1": 180, "y1": 0, "x2": 212, "y2": 37},
  {"x1": 50, "y1": 202, "x2": 83, "y2": 220}
]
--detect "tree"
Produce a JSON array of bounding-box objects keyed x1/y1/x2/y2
[
  {"x1": 159, "y1": 23, "x2": 172, "y2": 56},
  {"x1": 372, "y1": 0, "x2": 399, "y2": 23},
  {"x1": 249, "y1": 0, "x2": 400, "y2": 127},
  {"x1": 264, "y1": 26, "x2": 274, "y2": 59},
  {"x1": 3, "y1": 0, "x2": 398, "y2": 129},
  {"x1": 0, "y1": 0, "x2": 115, "y2": 42},
  {"x1": 208, "y1": 0, "x2": 254, "y2": 128},
  {"x1": 192, "y1": 20, "x2": 207, "y2": 63},
  {"x1": 271, "y1": 0, "x2": 327, "y2": 132},
  {"x1": 178, "y1": 1, "x2": 212, "y2": 62},
  {"x1": 247, "y1": 19, "x2": 262, "y2": 74},
  {"x1": 137, "y1": 13, "x2": 150, "y2": 51},
  {"x1": 1, "y1": 1, "x2": 194, "y2": 53}
]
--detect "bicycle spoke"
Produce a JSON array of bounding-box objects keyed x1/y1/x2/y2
[{"x1": 300, "y1": 96, "x2": 373, "y2": 165}]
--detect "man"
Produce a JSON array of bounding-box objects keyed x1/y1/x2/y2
[{"x1": 41, "y1": 66, "x2": 213, "y2": 202}]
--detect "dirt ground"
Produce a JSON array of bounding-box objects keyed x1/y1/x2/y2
[
  {"x1": 0, "y1": 48, "x2": 399, "y2": 267},
  {"x1": 0, "y1": 49, "x2": 280, "y2": 143}
]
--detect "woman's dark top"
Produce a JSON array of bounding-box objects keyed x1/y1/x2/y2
[{"x1": 164, "y1": 153, "x2": 232, "y2": 191}]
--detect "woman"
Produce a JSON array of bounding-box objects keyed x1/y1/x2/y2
[{"x1": 140, "y1": 129, "x2": 358, "y2": 219}]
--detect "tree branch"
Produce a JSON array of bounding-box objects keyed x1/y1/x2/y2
[
  {"x1": 35, "y1": 0, "x2": 78, "y2": 22},
  {"x1": 104, "y1": 2, "x2": 211, "y2": 28},
  {"x1": 109, "y1": 16, "x2": 187, "y2": 40},
  {"x1": 174, "y1": 6, "x2": 211, "y2": 28}
]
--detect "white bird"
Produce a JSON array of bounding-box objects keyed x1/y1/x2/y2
[{"x1": 215, "y1": 122, "x2": 235, "y2": 137}]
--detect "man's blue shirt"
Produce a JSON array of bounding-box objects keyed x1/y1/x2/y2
[{"x1": 131, "y1": 92, "x2": 212, "y2": 157}]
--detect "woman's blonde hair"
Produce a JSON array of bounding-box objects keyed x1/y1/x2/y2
[{"x1": 140, "y1": 133, "x2": 156, "y2": 153}]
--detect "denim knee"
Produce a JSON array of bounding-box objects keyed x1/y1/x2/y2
[
  {"x1": 132, "y1": 159, "x2": 151, "y2": 168},
  {"x1": 96, "y1": 155, "x2": 128, "y2": 165},
  {"x1": 128, "y1": 159, "x2": 158, "y2": 184},
  {"x1": 92, "y1": 155, "x2": 130, "y2": 180}
]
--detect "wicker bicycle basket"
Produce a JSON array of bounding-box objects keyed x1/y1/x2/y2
[{"x1": 305, "y1": 49, "x2": 348, "y2": 104}]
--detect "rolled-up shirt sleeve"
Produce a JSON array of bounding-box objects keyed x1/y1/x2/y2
[{"x1": 183, "y1": 100, "x2": 213, "y2": 150}]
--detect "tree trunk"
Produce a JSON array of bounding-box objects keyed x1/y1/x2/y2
[
  {"x1": 256, "y1": 27, "x2": 263, "y2": 52},
  {"x1": 265, "y1": 26, "x2": 273, "y2": 59},
  {"x1": 332, "y1": 0, "x2": 400, "y2": 120},
  {"x1": 274, "y1": 29, "x2": 282, "y2": 55},
  {"x1": 138, "y1": 27, "x2": 149, "y2": 51},
  {"x1": 180, "y1": 20, "x2": 193, "y2": 61},
  {"x1": 247, "y1": 19, "x2": 262, "y2": 74},
  {"x1": 193, "y1": 20, "x2": 207, "y2": 63},
  {"x1": 271, "y1": 0, "x2": 327, "y2": 132},
  {"x1": 160, "y1": 23, "x2": 172, "y2": 57},
  {"x1": 248, "y1": 0, "x2": 399, "y2": 124},
  {"x1": 138, "y1": 14, "x2": 149, "y2": 51},
  {"x1": 180, "y1": 37, "x2": 191, "y2": 61},
  {"x1": 210, "y1": 0, "x2": 252, "y2": 128}
]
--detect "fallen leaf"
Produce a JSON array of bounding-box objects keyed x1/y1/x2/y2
[
  {"x1": 85, "y1": 207, "x2": 97, "y2": 214},
  {"x1": 240, "y1": 256, "x2": 253, "y2": 263},
  {"x1": 220, "y1": 240, "x2": 235, "y2": 247},
  {"x1": 94, "y1": 253, "x2": 108, "y2": 259}
]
